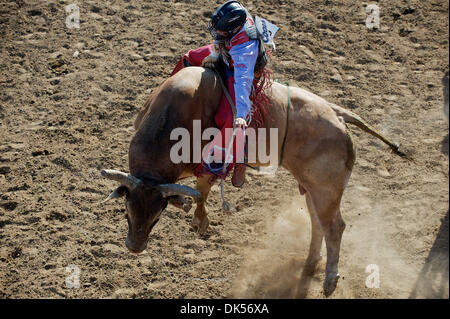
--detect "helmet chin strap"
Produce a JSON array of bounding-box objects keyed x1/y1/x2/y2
[{"x1": 231, "y1": 24, "x2": 243, "y2": 33}]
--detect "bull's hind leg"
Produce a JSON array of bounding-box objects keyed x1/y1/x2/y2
[
  {"x1": 308, "y1": 185, "x2": 346, "y2": 297},
  {"x1": 303, "y1": 192, "x2": 324, "y2": 274},
  {"x1": 191, "y1": 174, "x2": 214, "y2": 234}
]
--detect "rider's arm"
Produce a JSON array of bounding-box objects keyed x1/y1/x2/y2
[{"x1": 229, "y1": 40, "x2": 259, "y2": 120}]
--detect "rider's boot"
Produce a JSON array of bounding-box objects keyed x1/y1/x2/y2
[{"x1": 231, "y1": 163, "x2": 246, "y2": 188}]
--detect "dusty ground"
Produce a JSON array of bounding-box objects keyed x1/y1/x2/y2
[{"x1": 0, "y1": 0, "x2": 448, "y2": 299}]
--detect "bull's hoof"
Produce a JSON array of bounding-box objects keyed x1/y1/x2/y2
[
  {"x1": 182, "y1": 198, "x2": 193, "y2": 213},
  {"x1": 191, "y1": 216, "x2": 209, "y2": 234},
  {"x1": 323, "y1": 273, "x2": 340, "y2": 297}
]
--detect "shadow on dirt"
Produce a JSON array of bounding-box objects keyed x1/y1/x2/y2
[
  {"x1": 409, "y1": 210, "x2": 449, "y2": 298},
  {"x1": 441, "y1": 134, "x2": 449, "y2": 156}
]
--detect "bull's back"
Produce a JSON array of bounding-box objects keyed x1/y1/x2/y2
[{"x1": 263, "y1": 82, "x2": 347, "y2": 149}]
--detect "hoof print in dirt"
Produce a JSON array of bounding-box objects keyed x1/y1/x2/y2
[
  {"x1": 31, "y1": 150, "x2": 50, "y2": 157},
  {"x1": 0, "y1": 166, "x2": 11, "y2": 175},
  {"x1": 45, "y1": 211, "x2": 68, "y2": 222},
  {"x1": 1, "y1": 202, "x2": 18, "y2": 211}
]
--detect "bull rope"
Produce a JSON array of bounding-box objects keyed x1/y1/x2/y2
[{"x1": 214, "y1": 70, "x2": 238, "y2": 213}]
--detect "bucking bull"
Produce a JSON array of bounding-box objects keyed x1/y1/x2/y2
[{"x1": 101, "y1": 66, "x2": 404, "y2": 296}]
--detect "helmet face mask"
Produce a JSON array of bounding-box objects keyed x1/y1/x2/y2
[{"x1": 208, "y1": 1, "x2": 247, "y2": 41}]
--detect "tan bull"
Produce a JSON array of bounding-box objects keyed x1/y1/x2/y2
[{"x1": 102, "y1": 66, "x2": 403, "y2": 296}]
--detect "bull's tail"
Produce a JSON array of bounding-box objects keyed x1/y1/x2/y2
[{"x1": 330, "y1": 103, "x2": 407, "y2": 158}]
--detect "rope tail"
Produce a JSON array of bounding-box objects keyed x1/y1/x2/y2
[{"x1": 329, "y1": 103, "x2": 407, "y2": 158}]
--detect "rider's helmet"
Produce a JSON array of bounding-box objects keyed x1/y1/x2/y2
[{"x1": 208, "y1": 1, "x2": 248, "y2": 41}]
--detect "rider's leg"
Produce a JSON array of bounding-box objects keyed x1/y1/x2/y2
[
  {"x1": 218, "y1": 74, "x2": 247, "y2": 187},
  {"x1": 170, "y1": 45, "x2": 213, "y2": 76}
]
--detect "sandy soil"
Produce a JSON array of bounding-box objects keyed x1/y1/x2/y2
[{"x1": 0, "y1": 0, "x2": 448, "y2": 299}]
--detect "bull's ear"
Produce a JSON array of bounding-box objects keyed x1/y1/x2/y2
[{"x1": 103, "y1": 186, "x2": 128, "y2": 202}]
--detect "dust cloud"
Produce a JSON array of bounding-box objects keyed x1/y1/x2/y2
[
  {"x1": 230, "y1": 197, "x2": 315, "y2": 298},
  {"x1": 230, "y1": 191, "x2": 447, "y2": 298}
]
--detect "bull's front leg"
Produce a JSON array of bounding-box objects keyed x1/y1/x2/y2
[{"x1": 191, "y1": 174, "x2": 214, "y2": 234}]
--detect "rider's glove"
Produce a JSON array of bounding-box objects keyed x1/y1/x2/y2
[
  {"x1": 201, "y1": 44, "x2": 220, "y2": 69},
  {"x1": 233, "y1": 117, "x2": 248, "y2": 129}
]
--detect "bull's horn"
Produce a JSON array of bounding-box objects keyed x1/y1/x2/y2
[
  {"x1": 156, "y1": 184, "x2": 202, "y2": 200},
  {"x1": 101, "y1": 169, "x2": 142, "y2": 190}
]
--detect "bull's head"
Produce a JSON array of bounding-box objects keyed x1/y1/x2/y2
[{"x1": 101, "y1": 169, "x2": 201, "y2": 253}]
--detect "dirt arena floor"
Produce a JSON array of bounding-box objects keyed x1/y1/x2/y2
[{"x1": 0, "y1": 0, "x2": 448, "y2": 299}]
